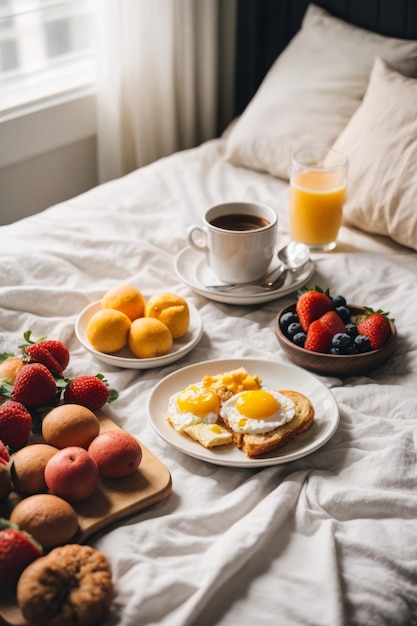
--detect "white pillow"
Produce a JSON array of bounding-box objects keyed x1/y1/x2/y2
[
  {"x1": 224, "y1": 4, "x2": 417, "y2": 180},
  {"x1": 332, "y1": 57, "x2": 417, "y2": 251}
]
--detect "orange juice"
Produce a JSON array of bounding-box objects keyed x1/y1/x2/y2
[{"x1": 290, "y1": 169, "x2": 346, "y2": 249}]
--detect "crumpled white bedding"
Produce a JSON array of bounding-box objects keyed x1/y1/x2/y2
[{"x1": 1, "y1": 138, "x2": 417, "y2": 626}]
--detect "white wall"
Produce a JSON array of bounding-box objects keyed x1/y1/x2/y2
[
  {"x1": 0, "y1": 136, "x2": 97, "y2": 225},
  {"x1": 0, "y1": 93, "x2": 98, "y2": 226}
]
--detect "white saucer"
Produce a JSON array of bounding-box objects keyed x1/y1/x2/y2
[
  {"x1": 75, "y1": 300, "x2": 203, "y2": 369},
  {"x1": 175, "y1": 246, "x2": 315, "y2": 305}
]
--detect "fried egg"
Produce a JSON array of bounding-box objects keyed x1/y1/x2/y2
[
  {"x1": 167, "y1": 383, "x2": 220, "y2": 432},
  {"x1": 220, "y1": 388, "x2": 295, "y2": 434}
]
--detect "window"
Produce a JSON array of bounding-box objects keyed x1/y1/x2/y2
[{"x1": 0, "y1": 0, "x2": 97, "y2": 114}]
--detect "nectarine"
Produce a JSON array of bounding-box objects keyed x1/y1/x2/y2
[
  {"x1": 44, "y1": 446, "x2": 99, "y2": 501},
  {"x1": 88, "y1": 430, "x2": 142, "y2": 478}
]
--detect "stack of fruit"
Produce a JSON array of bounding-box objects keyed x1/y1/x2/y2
[
  {"x1": 0, "y1": 330, "x2": 117, "y2": 444},
  {"x1": 0, "y1": 330, "x2": 141, "y2": 599},
  {"x1": 86, "y1": 284, "x2": 190, "y2": 358},
  {"x1": 280, "y1": 286, "x2": 393, "y2": 354}
]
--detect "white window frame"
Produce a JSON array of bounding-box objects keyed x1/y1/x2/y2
[{"x1": 0, "y1": 0, "x2": 97, "y2": 170}]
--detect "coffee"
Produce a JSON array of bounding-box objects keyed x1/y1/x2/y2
[
  {"x1": 187, "y1": 201, "x2": 278, "y2": 283},
  {"x1": 210, "y1": 213, "x2": 270, "y2": 231}
]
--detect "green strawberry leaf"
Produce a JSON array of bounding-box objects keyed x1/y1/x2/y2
[
  {"x1": 18, "y1": 330, "x2": 47, "y2": 351},
  {"x1": 0, "y1": 382, "x2": 13, "y2": 399},
  {"x1": 108, "y1": 388, "x2": 119, "y2": 404},
  {"x1": 297, "y1": 284, "x2": 331, "y2": 298},
  {"x1": 0, "y1": 517, "x2": 43, "y2": 551},
  {"x1": 0, "y1": 517, "x2": 21, "y2": 531},
  {"x1": 96, "y1": 373, "x2": 119, "y2": 403},
  {"x1": 362, "y1": 307, "x2": 394, "y2": 322},
  {"x1": 53, "y1": 375, "x2": 70, "y2": 392}
]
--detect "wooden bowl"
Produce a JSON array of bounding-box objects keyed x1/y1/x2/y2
[{"x1": 275, "y1": 304, "x2": 397, "y2": 377}]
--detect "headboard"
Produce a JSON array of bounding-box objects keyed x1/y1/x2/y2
[{"x1": 234, "y1": 0, "x2": 417, "y2": 116}]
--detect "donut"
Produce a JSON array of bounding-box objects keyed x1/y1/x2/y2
[{"x1": 16, "y1": 544, "x2": 114, "y2": 626}]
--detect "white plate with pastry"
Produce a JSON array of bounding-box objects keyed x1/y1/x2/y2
[{"x1": 147, "y1": 357, "x2": 339, "y2": 468}]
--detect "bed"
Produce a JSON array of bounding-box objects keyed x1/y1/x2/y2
[{"x1": 1, "y1": 1, "x2": 417, "y2": 624}]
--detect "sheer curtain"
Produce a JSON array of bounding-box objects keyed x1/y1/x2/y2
[{"x1": 96, "y1": 0, "x2": 227, "y2": 184}]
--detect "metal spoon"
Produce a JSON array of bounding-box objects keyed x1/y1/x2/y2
[{"x1": 206, "y1": 242, "x2": 310, "y2": 293}]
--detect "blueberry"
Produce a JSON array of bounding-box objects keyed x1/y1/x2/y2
[
  {"x1": 335, "y1": 305, "x2": 351, "y2": 324},
  {"x1": 329, "y1": 347, "x2": 343, "y2": 355},
  {"x1": 330, "y1": 346, "x2": 357, "y2": 355},
  {"x1": 287, "y1": 322, "x2": 302, "y2": 338},
  {"x1": 344, "y1": 345, "x2": 358, "y2": 355},
  {"x1": 332, "y1": 294, "x2": 347, "y2": 308},
  {"x1": 354, "y1": 334, "x2": 372, "y2": 353},
  {"x1": 332, "y1": 332, "x2": 352, "y2": 352},
  {"x1": 345, "y1": 323, "x2": 358, "y2": 339},
  {"x1": 293, "y1": 331, "x2": 307, "y2": 347},
  {"x1": 280, "y1": 311, "x2": 298, "y2": 332}
]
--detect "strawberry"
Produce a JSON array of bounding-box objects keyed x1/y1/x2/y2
[
  {"x1": 63, "y1": 374, "x2": 111, "y2": 411},
  {"x1": 0, "y1": 462, "x2": 11, "y2": 501},
  {"x1": 21, "y1": 331, "x2": 70, "y2": 376},
  {"x1": 304, "y1": 319, "x2": 334, "y2": 353},
  {"x1": 25, "y1": 343, "x2": 63, "y2": 375},
  {"x1": 40, "y1": 339, "x2": 70, "y2": 370},
  {"x1": 320, "y1": 310, "x2": 346, "y2": 335},
  {"x1": 0, "y1": 440, "x2": 10, "y2": 465},
  {"x1": 296, "y1": 287, "x2": 333, "y2": 332},
  {"x1": 0, "y1": 438, "x2": 11, "y2": 500},
  {"x1": 0, "y1": 401, "x2": 32, "y2": 449},
  {"x1": 12, "y1": 363, "x2": 57, "y2": 407},
  {"x1": 0, "y1": 519, "x2": 43, "y2": 589},
  {"x1": 356, "y1": 308, "x2": 392, "y2": 349}
]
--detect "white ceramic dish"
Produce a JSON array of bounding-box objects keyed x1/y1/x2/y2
[
  {"x1": 147, "y1": 357, "x2": 340, "y2": 467},
  {"x1": 175, "y1": 246, "x2": 315, "y2": 305},
  {"x1": 75, "y1": 300, "x2": 203, "y2": 369}
]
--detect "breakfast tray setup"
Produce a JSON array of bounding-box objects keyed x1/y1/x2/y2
[{"x1": 1, "y1": 1, "x2": 416, "y2": 622}]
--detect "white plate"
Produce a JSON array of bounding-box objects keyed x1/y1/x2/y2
[
  {"x1": 147, "y1": 358, "x2": 339, "y2": 467},
  {"x1": 175, "y1": 246, "x2": 315, "y2": 305},
  {"x1": 75, "y1": 300, "x2": 203, "y2": 369}
]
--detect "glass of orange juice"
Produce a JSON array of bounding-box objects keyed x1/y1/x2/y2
[{"x1": 290, "y1": 148, "x2": 349, "y2": 251}]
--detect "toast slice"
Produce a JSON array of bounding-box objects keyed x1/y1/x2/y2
[{"x1": 227, "y1": 390, "x2": 314, "y2": 458}]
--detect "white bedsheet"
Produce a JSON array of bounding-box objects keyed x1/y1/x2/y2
[{"x1": 1, "y1": 138, "x2": 417, "y2": 626}]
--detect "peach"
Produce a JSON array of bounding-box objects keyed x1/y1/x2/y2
[
  {"x1": 0, "y1": 356, "x2": 24, "y2": 383},
  {"x1": 88, "y1": 430, "x2": 142, "y2": 478},
  {"x1": 44, "y1": 446, "x2": 99, "y2": 501}
]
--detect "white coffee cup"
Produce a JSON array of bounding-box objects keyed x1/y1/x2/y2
[{"x1": 187, "y1": 202, "x2": 278, "y2": 284}]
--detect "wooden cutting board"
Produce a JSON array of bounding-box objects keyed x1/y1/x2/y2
[{"x1": 0, "y1": 411, "x2": 172, "y2": 626}]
